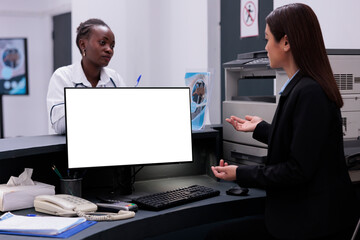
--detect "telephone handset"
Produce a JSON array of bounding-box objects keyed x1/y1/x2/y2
[
  {"x1": 34, "y1": 194, "x2": 135, "y2": 221},
  {"x1": 34, "y1": 194, "x2": 97, "y2": 217}
]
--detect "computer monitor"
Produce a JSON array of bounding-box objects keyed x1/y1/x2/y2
[{"x1": 64, "y1": 87, "x2": 193, "y2": 198}]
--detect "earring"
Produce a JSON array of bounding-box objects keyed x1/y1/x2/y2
[{"x1": 82, "y1": 49, "x2": 86, "y2": 57}]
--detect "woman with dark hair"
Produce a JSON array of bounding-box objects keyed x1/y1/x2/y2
[
  {"x1": 47, "y1": 18, "x2": 126, "y2": 134},
  {"x1": 209, "y1": 3, "x2": 358, "y2": 240}
]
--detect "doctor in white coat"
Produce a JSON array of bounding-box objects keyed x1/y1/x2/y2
[{"x1": 47, "y1": 18, "x2": 125, "y2": 134}]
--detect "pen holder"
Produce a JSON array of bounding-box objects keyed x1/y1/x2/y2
[{"x1": 60, "y1": 178, "x2": 82, "y2": 197}]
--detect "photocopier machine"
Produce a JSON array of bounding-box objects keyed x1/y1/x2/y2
[{"x1": 222, "y1": 49, "x2": 360, "y2": 167}]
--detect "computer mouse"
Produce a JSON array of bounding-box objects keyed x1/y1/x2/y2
[{"x1": 226, "y1": 186, "x2": 249, "y2": 196}]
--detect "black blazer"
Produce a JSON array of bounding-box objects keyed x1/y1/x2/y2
[{"x1": 236, "y1": 72, "x2": 359, "y2": 239}]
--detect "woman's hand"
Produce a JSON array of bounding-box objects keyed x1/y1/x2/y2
[
  {"x1": 211, "y1": 160, "x2": 238, "y2": 181},
  {"x1": 225, "y1": 115, "x2": 262, "y2": 132}
]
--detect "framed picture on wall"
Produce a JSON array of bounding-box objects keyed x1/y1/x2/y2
[{"x1": 0, "y1": 38, "x2": 29, "y2": 95}]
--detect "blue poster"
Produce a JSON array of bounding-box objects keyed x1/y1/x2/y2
[
  {"x1": 185, "y1": 72, "x2": 210, "y2": 130},
  {"x1": 0, "y1": 38, "x2": 28, "y2": 95}
]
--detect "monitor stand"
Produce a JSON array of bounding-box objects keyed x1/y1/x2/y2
[{"x1": 97, "y1": 166, "x2": 134, "y2": 202}]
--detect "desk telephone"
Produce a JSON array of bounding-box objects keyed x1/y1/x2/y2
[
  {"x1": 34, "y1": 194, "x2": 135, "y2": 221},
  {"x1": 34, "y1": 194, "x2": 97, "y2": 217}
]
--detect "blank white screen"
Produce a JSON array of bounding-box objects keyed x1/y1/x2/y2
[{"x1": 65, "y1": 88, "x2": 193, "y2": 168}]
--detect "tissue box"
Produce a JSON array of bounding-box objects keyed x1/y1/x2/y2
[{"x1": 0, "y1": 181, "x2": 55, "y2": 211}]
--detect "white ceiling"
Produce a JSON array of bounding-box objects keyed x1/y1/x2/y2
[{"x1": 0, "y1": 0, "x2": 71, "y2": 16}]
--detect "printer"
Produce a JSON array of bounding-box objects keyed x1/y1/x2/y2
[{"x1": 222, "y1": 50, "x2": 360, "y2": 166}]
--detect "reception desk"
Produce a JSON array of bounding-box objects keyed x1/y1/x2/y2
[
  {"x1": 1, "y1": 175, "x2": 265, "y2": 240},
  {"x1": 0, "y1": 127, "x2": 267, "y2": 239}
]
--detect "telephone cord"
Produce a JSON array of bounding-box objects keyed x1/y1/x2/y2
[{"x1": 76, "y1": 210, "x2": 135, "y2": 221}]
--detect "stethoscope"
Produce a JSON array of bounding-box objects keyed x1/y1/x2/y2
[
  {"x1": 50, "y1": 78, "x2": 116, "y2": 125},
  {"x1": 74, "y1": 78, "x2": 116, "y2": 88}
]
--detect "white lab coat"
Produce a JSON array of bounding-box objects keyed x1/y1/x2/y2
[{"x1": 47, "y1": 61, "x2": 126, "y2": 134}]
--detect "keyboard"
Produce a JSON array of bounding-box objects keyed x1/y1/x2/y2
[{"x1": 132, "y1": 185, "x2": 220, "y2": 211}]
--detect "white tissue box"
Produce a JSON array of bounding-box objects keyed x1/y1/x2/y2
[{"x1": 0, "y1": 181, "x2": 55, "y2": 211}]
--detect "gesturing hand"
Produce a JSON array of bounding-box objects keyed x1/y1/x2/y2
[
  {"x1": 211, "y1": 160, "x2": 237, "y2": 181},
  {"x1": 225, "y1": 115, "x2": 262, "y2": 132}
]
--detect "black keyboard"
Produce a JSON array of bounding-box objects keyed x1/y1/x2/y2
[{"x1": 132, "y1": 185, "x2": 220, "y2": 211}]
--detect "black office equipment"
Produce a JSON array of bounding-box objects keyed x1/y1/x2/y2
[
  {"x1": 96, "y1": 202, "x2": 138, "y2": 212},
  {"x1": 132, "y1": 185, "x2": 220, "y2": 211},
  {"x1": 226, "y1": 186, "x2": 249, "y2": 196}
]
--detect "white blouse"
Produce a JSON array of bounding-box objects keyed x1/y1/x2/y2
[{"x1": 47, "y1": 61, "x2": 126, "y2": 134}]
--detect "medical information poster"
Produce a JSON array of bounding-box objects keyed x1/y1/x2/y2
[{"x1": 185, "y1": 72, "x2": 211, "y2": 130}]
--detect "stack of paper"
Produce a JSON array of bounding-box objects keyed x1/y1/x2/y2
[{"x1": 0, "y1": 212, "x2": 89, "y2": 236}]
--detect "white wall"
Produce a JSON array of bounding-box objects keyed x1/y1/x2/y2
[
  {"x1": 72, "y1": 0, "x2": 209, "y2": 86},
  {"x1": 71, "y1": 0, "x2": 221, "y2": 125},
  {"x1": 0, "y1": 15, "x2": 50, "y2": 137},
  {"x1": 274, "y1": 0, "x2": 360, "y2": 49},
  {"x1": 0, "y1": 0, "x2": 71, "y2": 138}
]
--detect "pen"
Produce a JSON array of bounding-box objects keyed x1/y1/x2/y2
[
  {"x1": 52, "y1": 165, "x2": 63, "y2": 179},
  {"x1": 135, "y1": 74, "x2": 141, "y2": 87}
]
